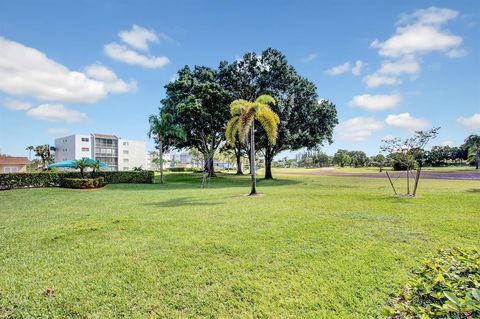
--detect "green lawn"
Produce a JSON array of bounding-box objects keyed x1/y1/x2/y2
[{"x1": 1, "y1": 170, "x2": 478, "y2": 318}]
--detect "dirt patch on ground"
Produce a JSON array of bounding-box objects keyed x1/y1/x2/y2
[{"x1": 282, "y1": 168, "x2": 480, "y2": 180}]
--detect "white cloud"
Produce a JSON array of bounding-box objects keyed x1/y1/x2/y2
[
  {"x1": 336, "y1": 117, "x2": 384, "y2": 142},
  {"x1": 351, "y1": 60, "x2": 365, "y2": 76},
  {"x1": 27, "y1": 104, "x2": 88, "y2": 123},
  {"x1": 326, "y1": 62, "x2": 351, "y2": 75},
  {"x1": 85, "y1": 64, "x2": 137, "y2": 93},
  {"x1": 378, "y1": 56, "x2": 420, "y2": 75},
  {"x1": 457, "y1": 113, "x2": 480, "y2": 129},
  {"x1": 104, "y1": 42, "x2": 170, "y2": 69},
  {"x1": 47, "y1": 127, "x2": 70, "y2": 135},
  {"x1": 385, "y1": 113, "x2": 428, "y2": 131},
  {"x1": 119, "y1": 24, "x2": 159, "y2": 51},
  {"x1": 3, "y1": 98, "x2": 32, "y2": 110},
  {"x1": 0, "y1": 37, "x2": 109, "y2": 104},
  {"x1": 0, "y1": 37, "x2": 134, "y2": 104},
  {"x1": 440, "y1": 140, "x2": 455, "y2": 147},
  {"x1": 301, "y1": 53, "x2": 318, "y2": 63},
  {"x1": 349, "y1": 94, "x2": 402, "y2": 111},
  {"x1": 371, "y1": 7, "x2": 463, "y2": 58},
  {"x1": 363, "y1": 74, "x2": 401, "y2": 88},
  {"x1": 398, "y1": 7, "x2": 459, "y2": 26},
  {"x1": 446, "y1": 48, "x2": 468, "y2": 58}
]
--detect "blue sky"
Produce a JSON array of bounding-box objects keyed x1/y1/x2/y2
[{"x1": 0, "y1": 0, "x2": 479, "y2": 158}]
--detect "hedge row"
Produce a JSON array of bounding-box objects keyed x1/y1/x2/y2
[{"x1": 0, "y1": 171, "x2": 154, "y2": 190}]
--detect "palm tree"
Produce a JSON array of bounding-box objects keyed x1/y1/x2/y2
[
  {"x1": 90, "y1": 160, "x2": 100, "y2": 178},
  {"x1": 226, "y1": 95, "x2": 280, "y2": 195},
  {"x1": 74, "y1": 158, "x2": 90, "y2": 179},
  {"x1": 464, "y1": 134, "x2": 480, "y2": 169},
  {"x1": 148, "y1": 111, "x2": 185, "y2": 184},
  {"x1": 25, "y1": 146, "x2": 34, "y2": 160}
]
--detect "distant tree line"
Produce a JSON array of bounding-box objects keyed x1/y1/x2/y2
[{"x1": 273, "y1": 133, "x2": 480, "y2": 171}]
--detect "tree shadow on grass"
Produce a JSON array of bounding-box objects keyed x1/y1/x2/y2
[
  {"x1": 106, "y1": 173, "x2": 301, "y2": 191},
  {"x1": 466, "y1": 188, "x2": 480, "y2": 193},
  {"x1": 143, "y1": 196, "x2": 225, "y2": 208}
]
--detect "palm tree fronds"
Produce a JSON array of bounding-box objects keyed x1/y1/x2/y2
[
  {"x1": 230, "y1": 99, "x2": 250, "y2": 116},
  {"x1": 226, "y1": 116, "x2": 240, "y2": 146},
  {"x1": 255, "y1": 95, "x2": 276, "y2": 106},
  {"x1": 257, "y1": 106, "x2": 280, "y2": 145}
]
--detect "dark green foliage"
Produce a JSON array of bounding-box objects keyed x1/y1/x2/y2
[
  {"x1": 60, "y1": 177, "x2": 105, "y2": 189},
  {"x1": 162, "y1": 65, "x2": 232, "y2": 177},
  {"x1": 0, "y1": 171, "x2": 154, "y2": 190},
  {"x1": 384, "y1": 248, "x2": 480, "y2": 318},
  {"x1": 219, "y1": 49, "x2": 338, "y2": 179}
]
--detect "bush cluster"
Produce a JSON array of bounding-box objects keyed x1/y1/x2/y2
[
  {"x1": 384, "y1": 248, "x2": 480, "y2": 318},
  {"x1": 60, "y1": 177, "x2": 105, "y2": 189},
  {"x1": 0, "y1": 171, "x2": 154, "y2": 190}
]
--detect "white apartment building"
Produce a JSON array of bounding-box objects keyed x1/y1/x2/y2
[{"x1": 55, "y1": 134, "x2": 147, "y2": 171}]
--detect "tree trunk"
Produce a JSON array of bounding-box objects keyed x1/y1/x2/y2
[
  {"x1": 264, "y1": 148, "x2": 273, "y2": 179},
  {"x1": 406, "y1": 166, "x2": 410, "y2": 194},
  {"x1": 235, "y1": 150, "x2": 243, "y2": 175},
  {"x1": 204, "y1": 153, "x2": 216, "y2": 177},
  {"x1": 158, "y1": 137, "x2": 164, "y2": 184},
  {"x1": 249, "y1": 122, "x2": 256, "y2": 195},
  {"x1": 476, "y1": 150, "x2": 479, "y2": 169}
]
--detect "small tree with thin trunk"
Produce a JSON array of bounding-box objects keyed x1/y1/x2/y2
[
  {"x1": 226, "y1": 95, "x2": 280, "y2": 195},
  {"x1": 381, "y1": 127, "x2": 440, "y2": 197},
  {"x1": 148, "y1": 111, "x2": 185, "y2": 184}
]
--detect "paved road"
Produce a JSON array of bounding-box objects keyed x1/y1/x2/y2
[{"x1": 283, "y1": 169, "x2": 480, "y2": 180}]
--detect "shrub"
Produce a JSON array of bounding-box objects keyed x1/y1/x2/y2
[
  {"x1": 0, "y1": 171, "x2": 154, "y2": 190},
  {"x1": 383, "y1": 248, "x2": 480, "y2": 318},
  {"x1": 61, "y1": 178, "x2": 96, "y2": 189}
]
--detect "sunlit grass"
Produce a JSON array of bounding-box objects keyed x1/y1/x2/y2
[{"x1": 0, "y1": 171, "x2": 478, "y2": 318}]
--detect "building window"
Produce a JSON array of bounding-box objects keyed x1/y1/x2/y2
[
  {"x1": 123, "y1": 150, "x2": 129, "y2": 154},
  {"x1": 81, "y1": 138, "x2": 89, "y2": 142},
  {"x1": 123, "y1": 158, "x2": 129, "y2": 162},
  {"x1": 123, "y1": 142, "x2": 129, "y2": 146},
  {"x1": 82, "y1": 147, "x2": 89, "y2": 152}
]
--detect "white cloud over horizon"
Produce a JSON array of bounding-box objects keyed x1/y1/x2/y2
[
  {"x1": 326, "y1": 60, "x2": 365, "y2": 76},
  {"x1": 364, "y1": 7, "x2": 464, "y2": 89},
  {"x1": 104, "y1": 43, "x2": 170, "y2": 69},
  {"x1": 385, "y1": 112, "x2": 429, "y2": 131},
  {"x1": 0, "y1": 37, "x2": 134, "y2": 104},
  {"x1": 335, "y1": 117, "x2": 384, "y2": 142},
  {"x1": 105, "y1": 24, "x2": 171, "y2": 69},
  {"x1": 457, "y1": 113, "x2": 480, "y2": 129},
  {"x1": 3, "y1": 98, "x2": 33, "y2": 111},
  {"x1": 119, "y1": 24, "x2": 159, "y2": 51},
  {"x1": 85, "y1": 64, "x2": 137, "y2": 93},
  {"x1": 349, "y1": 93, "x2": 402, "y2": 111},
  {"x1": 371, "y1": 7, "x2": 463, "y2": 58},
  {"x1": 27, "y1": 104, "x2": 89, "y2": 123}
]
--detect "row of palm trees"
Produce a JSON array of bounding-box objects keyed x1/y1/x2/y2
[{"x1": 149, "y1": 94, "x2": 280, "y2": 196}]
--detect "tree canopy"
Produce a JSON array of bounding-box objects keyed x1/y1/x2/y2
[
  {"x1": 161, "y1": 65, "x2": 232, "y2": 176},
  {"x1": 219, "y1": 48, "x2": 338, "y2": 179}
]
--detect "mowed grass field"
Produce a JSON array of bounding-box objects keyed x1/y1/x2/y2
[{"x1": 0, "y1": 169, "x2": 479, "y2": 318}]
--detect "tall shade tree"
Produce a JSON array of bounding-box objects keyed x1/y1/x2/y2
[
  {"x1": 25, "y1": 146, "x2": 34, "y2": 160},
  {"x1": 462, "y1": 134, "x2": 480, "y2": 169},
  {"x1": 161, "y1": 65, "x2": 231, "y2": 177},
  {"x1": 226, "y1": 95, "x2": 280, "y2": 195},
  {"x1": 148, "y1": 111, "x2": 185, "y2": 184},
  {"x1": 219, "y1": 48, "x2": 338, "y2": 179}
]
